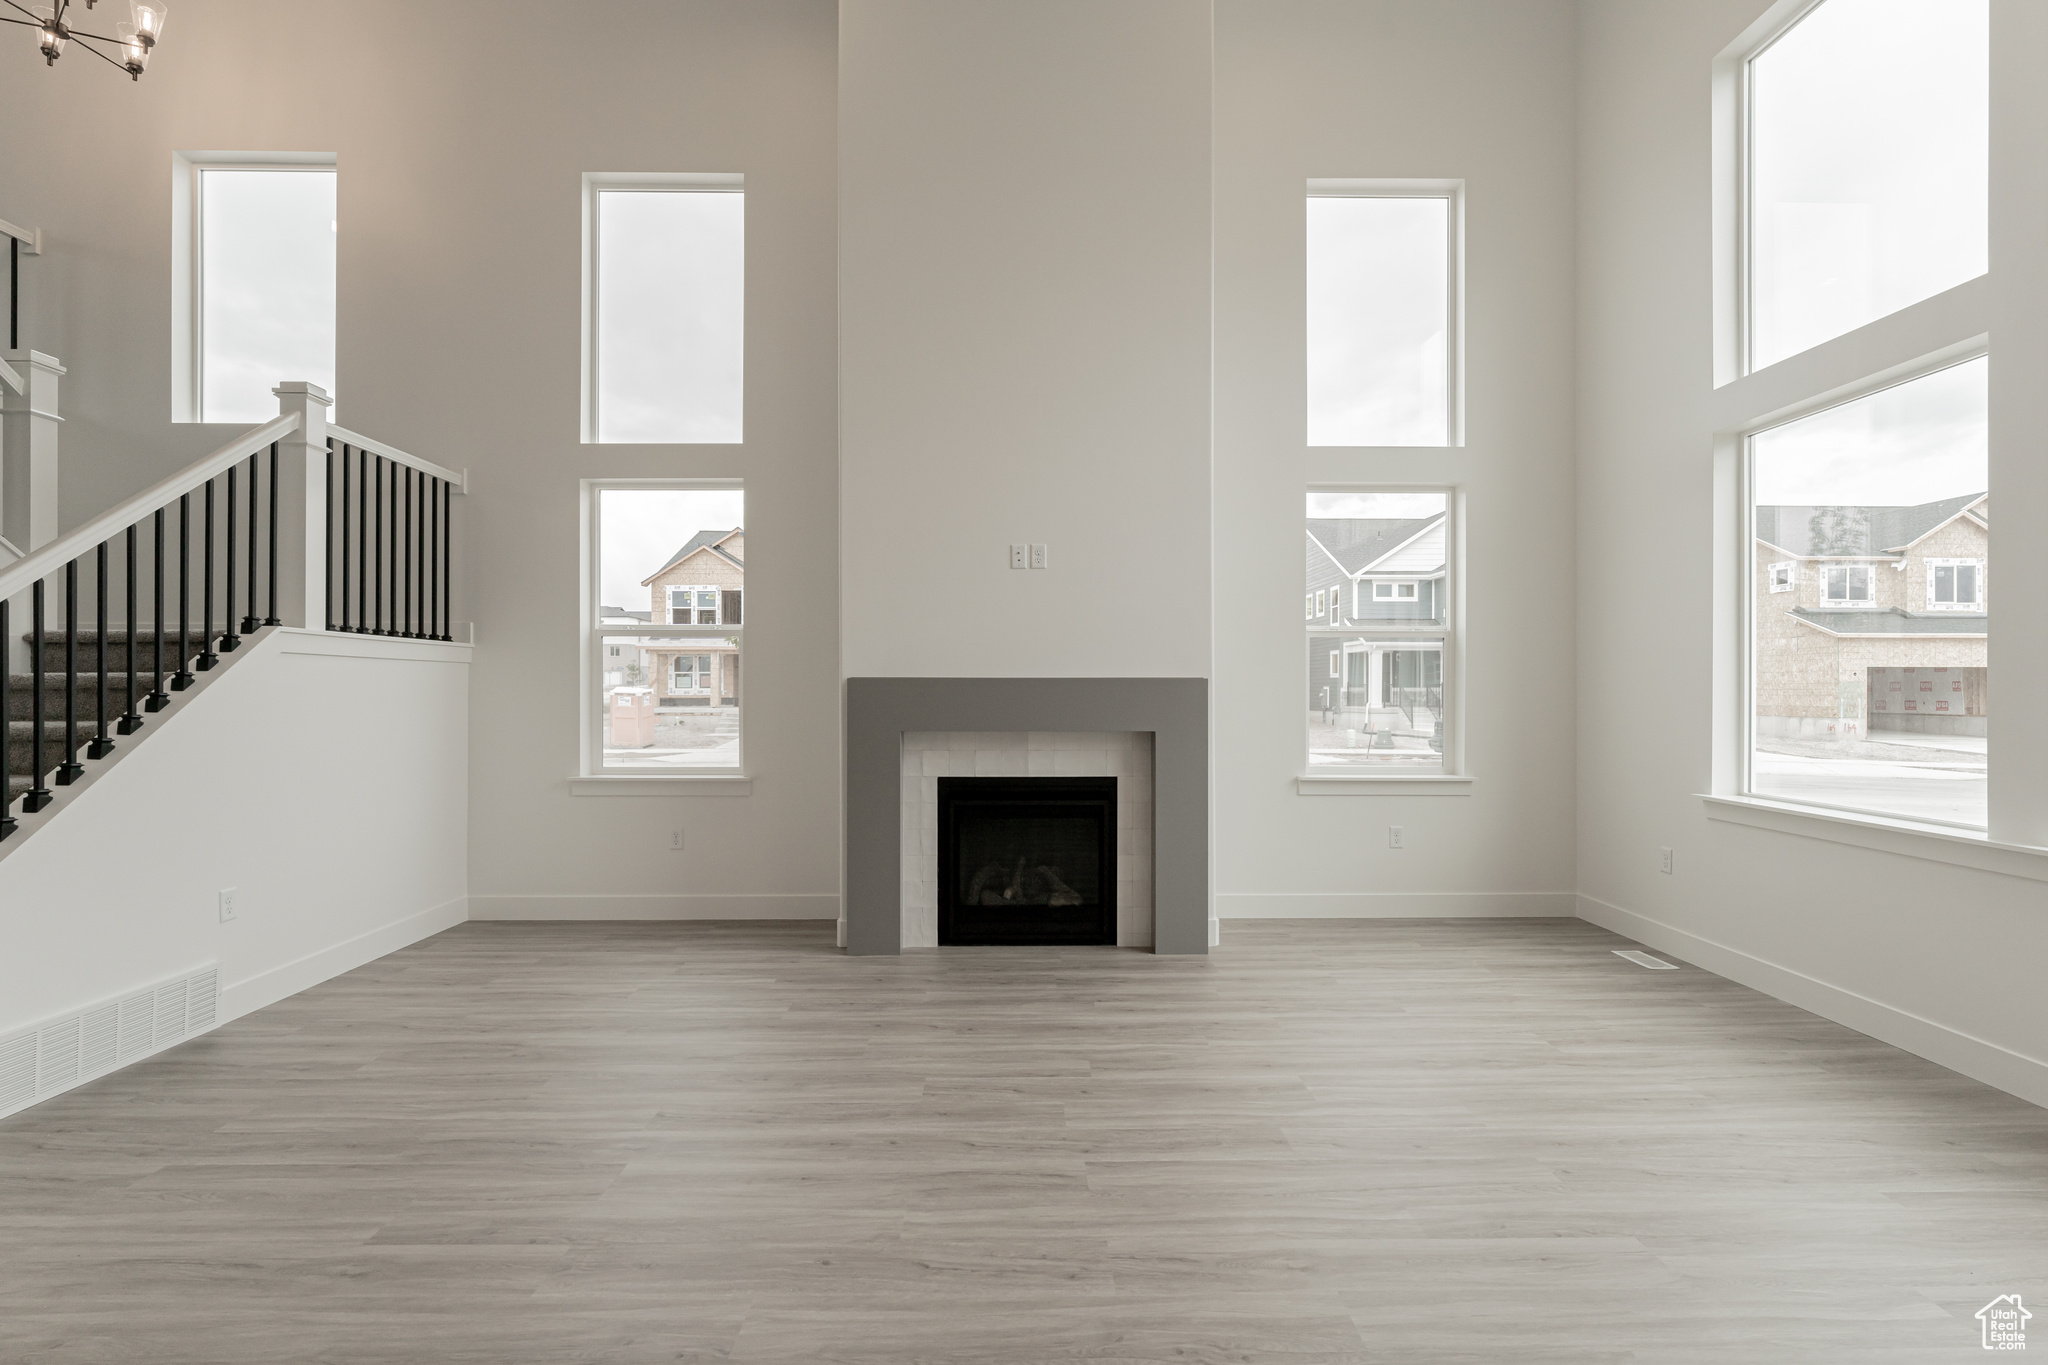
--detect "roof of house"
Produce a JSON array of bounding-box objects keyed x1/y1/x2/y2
[
  {"x1": 641, "y1": 527, "x2": 744, "y2": 585},
  {"x1": 1756, "y1": 494, "x2": 1985, "y2": 558},
  {"x1": 1307, "y1": 515, "x2": 1446, "y2": 577},
  {"x1": 1789, "y1": 607, "x2": 1987, "y2": 636},
  {"x1": 599, "y1": 605, "x2": 652, "y2": 623}
]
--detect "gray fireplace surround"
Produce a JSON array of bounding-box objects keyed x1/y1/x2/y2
[{"x1": 844, "y1": 677, "x2": 1210, "y2": 955}]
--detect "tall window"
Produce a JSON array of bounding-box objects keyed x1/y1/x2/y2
[
  {"x1": 588, "y1": 483, "x2": 744, "y2": 773},
  {"x1": 1749, "y1": 357, "x2": 1987, "y2": 828},
  {"x1": 585, "y1": 176, "x2": 744, "y2": 443},
  {"x1": 184, "y1": 162, "x2": 337, "y2": 423},
  {"x1": 1306, "y1": 185, "x2": 1458, "y2": 447},
  {"x1": 1747, "y1": 0, "x2": 1988, "y2": 369},
  {"x1": 1306, "y1": 489, "x2": 1453, "y2": 771}
]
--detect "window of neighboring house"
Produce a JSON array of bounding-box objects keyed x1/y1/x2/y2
[
  {"x1": 588, "y1": 482, "x2": 745, "y2": 774},
  {"x1": 1306, "y1": 488, "x2": 1455, "y2": 773},
  {"x1": 1927, "y1": 558, "x2": 1984, "y2": 610},
  {"x1": 584, "y1": 175, "x2": 744, "y2": 443},
  {"x1": 1748, "y1": 356, "x2": 1987, "y2": 827},
  {"x1": 176, "y1": 157, "x2": 337, "y2": 423},
  {"x1": 1767, "y1": 561, "x2": 1795, "y2": 593},
  {"x1": 1822, "y1": 565, "x2": 1873, "y2": 604},
  {"x1": 1747, "y1": 0, "x2": 1987, "y2": 370},
  {"x1": 1307, "y1": 184, "x2": 1459, "y2": 447},
  {"x1": 1315, "y1": 589, "x2": 1326, "y2": 617}
]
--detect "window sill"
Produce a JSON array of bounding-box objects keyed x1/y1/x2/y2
[
  {"x1": 1700, "y1": 794, "x2": 2048, "y2": 883},
  {"x1": 1297, "y1": 773, "x2": 1472, "y2": 796},
  {"x1": 570, "y1": 775, "x2": 752, "y2": 797}
]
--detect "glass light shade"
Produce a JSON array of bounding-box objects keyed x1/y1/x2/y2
[
  {"x1": 32, "y1": 6, "x2": 67, "y2": 60},
  {"x1": 129, "y1": 0, "x2": 166, "y2": 44},
  {"x1": 117, "y1": 21, "x2": 148, "y2": 72}
]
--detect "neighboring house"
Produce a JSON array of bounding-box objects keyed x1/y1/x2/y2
[
  {"x1": 1755, "y1": 493, "x2": 1987, "y2": 739},
  {"x1": 597, "y1": 605, "x2": 650, "y2": 687},
  {"x1": 1305, "y1": 513, "x2": 1448, "y2": 735},
  {"x1": 639, "y1": 527, "x2": 744, "y2": 707}
]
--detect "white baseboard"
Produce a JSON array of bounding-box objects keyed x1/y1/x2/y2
[
  {"x1": 1576, "y1": 893, "x2": 2048, "y2": 1112},
  {"x1": 1219, "y1": 891, "x2": 1577, "y2": 918},
  {"x1": 221, "y1": 895, "x2": 469, "y2": 1023},
  {"x1": 468, "y1": 893, "x2": 838, "y2": 921}
]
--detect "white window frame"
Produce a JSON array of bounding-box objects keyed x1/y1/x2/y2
[
  {"x1": 579, "y1": 478, "x2": 745, "y2": 785},
  {"x1": 1371, "y1": 581, "x2": 1420, "y2": 601},
  {"x1": 1302, "y1": 484, "x2": 1463, "y2": 787},
  {"x1": 1315, "y1": 589, "x2": 1326, "y2": 616},
  {"x1": 1766, "y1": 561, "x2": 1795, "y2": 593},
  {"x1": 1728, "y1": 350, "x2": 1989, "y2": 832},
  {"x1": 1925, "y1": 557, "x2": 1985, "y2": 610},
  {"x1": 580, "y1": 172, "x2": 744, "y2": 445},
  {"x1": 1305, "y1": 178, "x2": 1466, "y2": 448},
  {"x1": 171, "y1": 150, "x2": 338, "y2": 424}
]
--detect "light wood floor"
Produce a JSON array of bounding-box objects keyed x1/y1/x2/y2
[{"x1": 2, "y1": 919, "x2": 2043, "y2": 1363}]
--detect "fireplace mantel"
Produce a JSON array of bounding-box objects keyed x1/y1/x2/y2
[{"x1": 844, "y1": 677, "x2": 1209, "y2": 955}]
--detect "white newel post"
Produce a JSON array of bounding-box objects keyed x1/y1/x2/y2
[
  {"x1": 0, "y1": 349, "x2": 64, "y2": 553},
  {"x1": 272, "y1": 382, "x2": 330, "y2": 630}
]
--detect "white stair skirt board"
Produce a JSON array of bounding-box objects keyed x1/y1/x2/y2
[
  {"x1": 0, "y1": 964, "x2": 218, "y2": 1121},
  {"x1": 1613, "y1": 949, "x2": 1678, "y2": 970},
  {"x1": 1577, "y1": 893, "x2": 2048, "y2": 1113},
  {"x1": 468, "y1": 894, "x2": 838, "y2": 921},
  {"x1": 1218, "y1": 891, "x2": 1577, "y2": 918}
]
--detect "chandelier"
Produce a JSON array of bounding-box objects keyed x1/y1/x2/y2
[{"x1": 5, "y1": 0, "x2": 166, "y2": 79}]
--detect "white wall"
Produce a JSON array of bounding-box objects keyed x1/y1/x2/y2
[
  {"x1": 0, "y1": 0, "x2": 845, "y2": 924},
  {"x1": 837, "y1": 0, "x2": 1214, "y2": 681},
  {"x1": 0, "y1": 630, "x2": 468, "y2": 1037},
  {"x1": 1212, "y1": 0, "x2": 1579, "y2": 919},
  {"x1": 1575, "y1": 0, "x2": 2048, "y2": 1108}
]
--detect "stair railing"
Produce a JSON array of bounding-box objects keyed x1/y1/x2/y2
[{"x1": 1, "y1": 381, "x2": 463, "y2": 842}]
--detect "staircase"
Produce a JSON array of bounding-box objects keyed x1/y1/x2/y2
[
  {"x1": 0, "y1": 384, "x2": 464, "y2": 847},
  {"x1": 7, "y1": 630, "x2": 228, "y2": 807}
]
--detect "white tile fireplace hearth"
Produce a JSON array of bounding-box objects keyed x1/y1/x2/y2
[{"x1": 900, "y1": 732, "x2": 1154, "y2": 948}]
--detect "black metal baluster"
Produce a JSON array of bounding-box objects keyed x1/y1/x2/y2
[
  {"x1": 373, "y1": 456, "x2": 385, "y2": 635},
  {"x1": 221, "y1": 466, "x2": 240, "y2": 654},
  {"x1": 146, "y1": 508, "x2": 169, "y2": 711},
  {"x1": 428, "y1": 478, "x2": 438, "y2": 640},
  {"x1": 418, "y1": 471, "x2": 428, "y2": 638},
  {"x1": 197, "y1": 480, "x2": 220, "y2": 671},
  {"x1": 441, "y1": 477, "x2": 452, "y2": 641},
  {"x1": 25, "y1": 580, "x2": 51, "y2": 811},
  {"x1": 402, "y1": 466, "x2": 414, "y2": 638},
  {"x1": 0, "y1": 598, "x2": 12, "y2": 838},
  {"x1": 171, "y1": 494, "x2": 194, "y2": 691},
  {"x1": 56, "y1": 560, "x2": 82, "y2": 784},
  {"x1": 357, "y1": 447, "x2": 369, "y2": 633},
  {"x1": 340, "y1": 444, "x2": 353, "y2": 632},
  {"x1": 242, "y1": 452, "x2": 260, "y2": 634},
  {"x1": 264, "y1": 442, "x2": 281, "y2": 627},
  {"x1": 119, "y1": 524, "x2": 142, "y2": 734},
  {"x1": 88, "y1": 542, "x2": 113, "y2": 758},
  {"x1": 324, "y1": 441, "x2": 335, "y2": 630}
]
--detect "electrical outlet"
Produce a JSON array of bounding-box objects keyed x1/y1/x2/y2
[
  {"x1": 1388, "y1": 826, "x2": 1404, "y2": 850},
  {"x1": 1658, "y1": 846, "x2": 1673, "y2": 875},
  {"x1": 1010, "y1": 543, "x2": 1028, "y2": 569},
  {"x1": 218, "y1": 888, "x2": 238, "y2": 923},
  {"x1": 670, "y1": 829, "x2": 685, "y2": 852},
  {"x1": 1030, "y1": 543, "x2": 1048, "y2": 569}
]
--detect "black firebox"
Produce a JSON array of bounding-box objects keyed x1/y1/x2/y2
[{"x1": 937, "y1": 776, "x2": 1116, "y2": 945}]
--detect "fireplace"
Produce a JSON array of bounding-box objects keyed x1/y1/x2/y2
[{"x1": 937, "y1": 777, "x2": 1116, "y2": 945}]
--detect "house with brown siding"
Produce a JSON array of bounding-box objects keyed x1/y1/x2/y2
[{"x1": 638, "y1": 528, "x2": 743, "y2": 707}]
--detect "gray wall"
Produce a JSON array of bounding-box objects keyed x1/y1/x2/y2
[{"x1": 1213, "y1": 0, "x2": 1580, "y2": 919}]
